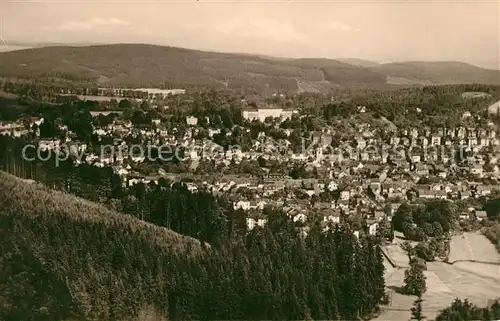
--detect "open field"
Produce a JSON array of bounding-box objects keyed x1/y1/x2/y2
[
  {"x1": 383, "y1": 243, "x2": 410, "y2": 268},
  {"x1": 376, "y1": 232, "x2": 500, "y2": 321},
  {"x1": 488, "y1": 100, "x2": 500, "y2": 115},
  {"x1": 382, "y1": 231, "x2": 417, "y2": 268},
  {"x1": 461, "y1": 91, "x2": 492, "y2": 99},
  {"x1": 448, "y1": 231, "x2": 500, "y2": 280}
]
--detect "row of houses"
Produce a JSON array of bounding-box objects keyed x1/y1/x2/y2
[{"x1": 0, "y1": 117, "x2": 43, "y2": 137}]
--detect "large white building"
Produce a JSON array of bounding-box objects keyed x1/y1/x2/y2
[{"x1": 242, "y1": 107, "x2": 296, "y2": 122}]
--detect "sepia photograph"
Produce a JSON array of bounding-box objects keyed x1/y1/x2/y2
[{"x1": 0, "y1": 0, "x2": 499, "y2": 320}]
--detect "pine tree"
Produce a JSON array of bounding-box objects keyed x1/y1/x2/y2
[
  {"x1": 404, "y1": 261, "x2": 427, "y2": 296},
  {"x1": 411, "y1": 295, "x2": 426, "y2": 321}
]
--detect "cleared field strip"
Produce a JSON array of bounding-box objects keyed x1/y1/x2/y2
[
  {"x1": 377, "y1": 232, "x2": 500, "y2": 321},
  {"x1": 448, "y1": 232, "x2": 500, "y2": 263}
]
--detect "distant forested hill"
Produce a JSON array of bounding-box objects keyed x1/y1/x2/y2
[
  {"x1": 378, "y1": 61, "x2": 500, "y2": 86},
  {"x1": 0, "y1": 44, "x2": 499, "y2": 92}
]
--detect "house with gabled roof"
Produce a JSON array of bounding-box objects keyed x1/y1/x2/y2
[{"x1": 475, "y1": 210, "x2": 488, "y2": 221}]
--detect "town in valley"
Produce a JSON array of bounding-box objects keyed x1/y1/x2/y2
[{"x1": 1, "y1": 1, "x2": 499, "y2": 320}]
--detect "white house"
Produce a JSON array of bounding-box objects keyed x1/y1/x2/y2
[
  {"x1": 293, "y1": 213, "x2": 308, "y2": 223},
  {"x1": 323, "y1": 214, "x2": 341, "y2": 224},
  {"x1": 367, "y1": 220, "x2": 379, "y2": 235},
  {"x1": 340, "y1": 190, "x2": 350, "y2": 201},
  {"x1": 431, "y1": 135, "x2": 442, "y2": 146},
  {"x1": 475, "y1": 210, "x2": 488, "y2": 221},
  {"x1": 470, "y1": 164, "x2": 484, "y2": 176},
  {"x1": 327, "y1": 181, "x2": 339, "y2": 191},
  {"x1": 186, "y1": 116, "x2": 198, "y2": 126}
]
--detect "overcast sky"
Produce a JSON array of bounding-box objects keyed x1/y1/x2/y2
[{"x1": 1, "y1": 0, "x2": 499, "y2": 69}]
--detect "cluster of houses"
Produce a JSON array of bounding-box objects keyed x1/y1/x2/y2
[
  {"x1": 389, "y1": 126, "x2": 498, "y2": 149},
  {"x1": 6, "y1": 104, "x2": 500, "y2": 235},
  {"x1": 0, "y1": 117, "x2": 43, "y2": 137},
  {"x1": 59, "y1": 87, "x2": 186, "y2": 101}
]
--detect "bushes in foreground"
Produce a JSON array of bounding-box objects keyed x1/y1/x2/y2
[{"x1": 436, "y1": 298, "x2": 500, "y2": 321}]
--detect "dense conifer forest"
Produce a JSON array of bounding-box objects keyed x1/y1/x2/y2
[{"x1": 0, "y1": 170, "x2": 387, "y2": 320}]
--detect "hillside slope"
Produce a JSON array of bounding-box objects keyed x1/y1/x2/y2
[
  {"x1": 335, "y1": 57, "x2": 381, "y2": 68},
  {"x1": 0, "y1": 44, "x2": 498, "y2": 91},
  {"x1": 0, "y1": 44, "x2": 386, "y2": 91},
  {"x1": 378, "y1": 61, "x2": 500, "y2": 86},
  {"x1": 0, "y1": 171, "x2": 202, "y2": 321}
]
